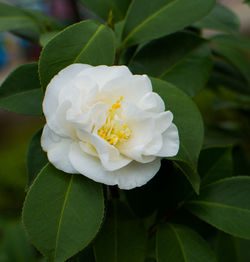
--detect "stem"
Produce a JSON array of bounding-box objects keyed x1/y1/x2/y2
[
  {"x1": 110, "y1": 186, "x2": 120, "y2": 199},
  {"x1": 148, "y1": 200, "x2": 185, "y2": 238}
]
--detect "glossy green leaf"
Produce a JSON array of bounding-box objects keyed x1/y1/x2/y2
[
  {"x1": 0, "y1": 63, "x2": 43, "y2": 115},
  {"x1": 39, "y1": 31, "x2": 59, "y2": 47},
  {"x1": 199, "y1": 146, "x2": 233, "y2": 185},
  {"x1": 151, "y1": 78, "x2": 203, "y2": 192},
  {"x1": 121, "y1": 0, "x2": 216, "y2": 48},
  {"x1": 156, "y1": 223, "x2": 217, "y2": 262},
  {"x1": 212, "y1": 35, "x2": 250, "y2": 90},
  {"x1": 130, "y1": 32, "x2": 212, "y2": 97},
  {"x1": 187, "y1": 176, "x2": 250, "y2": 239},
  {"x1": 79, "y1": 0, "x2": 131, "y2": 22},
  {"x1": 39, "y1": 20, "x2": 116, "y2": 91},
  {"x1": 22, "y1": 164, "x2": 104, "y2": 262},
  {"x1": 26, "y1": 129, "x2": 48, "y2": 189},
  {"x1": 94, "y1": 201, "x2": 147, "y2": 262},
  {"x1": 194, "y1": 4, "x2": 240, "y2": 33}
]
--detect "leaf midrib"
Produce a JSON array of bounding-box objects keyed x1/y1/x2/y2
[
  {"x1": 0, "y1": 88, "x2": 41, "y2": 100},
  {"x1": 122, "y1": 0, "x2": 179, "y2": 47},
  {"x1": 54, "y1": 175, "x2": 74, "y2": 260},
  {"x1": 188, "y1": 200, "x2": 250, "y2": 214},
  {"x1": 168, "y1": 224, "x2": 188, "y2": 262},
  {"x1": 73, "y1": 24, "x2": 105, "y2": 63},
  {"x1": 158, "y1": 43, "x2": 206, "y2": 78}
]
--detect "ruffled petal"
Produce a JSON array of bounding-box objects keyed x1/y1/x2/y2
[
  {"x1": 43, "y1": 64, "x2": 92, "y2": 126},
  {"x1": 69, "y1": 142, "x2": 161, "y2": 189},
  {"x1": 100, "y1": 75, "x2": 152, "y2": 105},
  {"x1": 75, "y1": 130, "x2": 132, "y2": 171},
  {"x1": 138, "y1": 92, "x2": 165, "y2": 113},
  {"x1": 156, "y1": 124, "x2": 180, "y2": 157},
  {"x1": 41, "y1": 125, "x2": 78, "y2": 173},
  {"x1": 78, "y1": 65, "x2": 132, "y2": 88}
]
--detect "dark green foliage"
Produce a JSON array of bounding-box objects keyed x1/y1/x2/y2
[{"x1": 0, "y1": 1, "x2": 250, "y2": 261}]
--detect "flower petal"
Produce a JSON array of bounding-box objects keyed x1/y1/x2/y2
[
  {"x1": 100, "y1": 75, "x2": 152, "y2": 105},
  {"x1": 41, "y1": 125, "x2": 78, "y2": 173},
  {"x1": 156, "y1": 124, "x2": 180, "y2": 157},
  {"x1": 75, "y1": 130, "x2": 132, "y2": 171},
  {"x1": 78, "y1": 65, "x2": 132, "y2": 88},
  {"x1": 138, "y1": 92, "x2": 165, "y2": 113},
  {"x1": 43, "y1": 64, "x2": 91, "y2": 133},
  {"x1": 69, "y1": 142, "x2": 161, "y2": 189}
]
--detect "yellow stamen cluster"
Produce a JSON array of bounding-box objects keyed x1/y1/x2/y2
[{"x1": 97, "y1": 97, "x2": 132, "y2": 146}]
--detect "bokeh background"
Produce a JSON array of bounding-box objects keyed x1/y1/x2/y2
[{"x1": 0, "y1": 0, "x2": 249, "y2": 261}]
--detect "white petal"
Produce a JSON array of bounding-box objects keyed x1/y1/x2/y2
[
  {"x1": 115, "y1": 158, "x2": 161, "y2": 190},
  {"x1": 100, "y1": 75, "x2": 152, "y2": 105},
  {"x1": 138, "y1": 92, "x2": 165, "y2": 113},
  {"x1": 78, "y1": 65, "x2": 132, "y2": 88},
  {"x1": 69, "y1": 142, "x2": 118, "y2": 185},
  {"x1": 76, "y1": 130, "x2": 132, "y2": 171},
  {"x1": 41, "y1": 125, "x2": 78, "y2": 173},
  {"x1": 156, "y1": 124, "x2": 180, "y2": 157},
  {"x1": 69, "y1": 142, "x2": 161, "y2": 189},
  {"x1": 43, "y1": 64, "x2": 91, "y2": 133}
]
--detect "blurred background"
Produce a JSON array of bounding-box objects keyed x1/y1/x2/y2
[{"x1": 0, "y1": 0, "x2": 249, "y2": 261}]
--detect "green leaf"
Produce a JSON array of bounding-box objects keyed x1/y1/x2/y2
[
  {"x1": 39, "y1": 31, "x2": 59, "y2": 47},
  {"x1": 156, "y1": 223, "x2": 217, "y2": 262},
  {"x1": 125, "y1": 160, "x2": 193, "y2": 218},
  {"x1": 212, "y1": 35, "x2": 250, "y2": 91},
  {"x1": 79, "y1": 0, "x2": 131, "y2": 22},
  {"x1": 39, "y1": 20, "x2": 116, "y2": 91},
  {"x1": 121, "y1": 0, "x2": 216, "y2": 48},
  {"x1": 0, "y1": 3, "x2": 62, "y2": 41},
  {"x1": 26, "y1": 129, "x2": 48, "y2": 189},
  {"x1": 22, "y1": 164, "x2": 104, "y2": 262},
  {"x1": 0, "y1": 222, "x2": 36, "y2": 262},
  {"x1": 71, "y1": 247, "x2": 96, "y2": 262},
  {"x1": 0, "y1": 63, "x2": 43, "y2": 115},
  {"x1": 199, "y1": 145, "x2": 233, "y2": 185},
  {"x1": 151, "y1": 78, "x2": 204, "y2": 193},
  {"x1": 194, "y1": 4, "x2": 240, "y2": 33},
  {"x1": 130, "y1": 32, "x2": 212, "y2": 97},
  {"x1": 93, "y1": 201, "x2": 147, "y2": 262},
  {"x1": 209, "y1": 59, "x2": 250, "y2": 95},
  {"x1": 187, "y1": 176, "x2": 250, "y2": 239},
  {"x1": 0, "y1": 2, "x2": 40, "y2": 34},
  {"x1": 213, "y1": 232, "x2": 239, "y2": 262}
]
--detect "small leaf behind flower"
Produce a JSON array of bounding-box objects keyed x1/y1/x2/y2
[
  {"x1": 26, "y1": 128, "x2": 48, "y2": 189},
  {"x1": 151, "y1": 78, "x2": 204, "y2": 193},
  {"x1": 39, "y1": 20, "x2": 116, "y2": 91},
  {"x1": 22, "y1": 164, "x2": 105, "y2": 262},
  {"x1": 130, "y1": 32, "x2": 213, "y2": 97}
]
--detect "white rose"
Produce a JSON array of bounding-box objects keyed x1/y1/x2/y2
[{"x1": 41, "y1": 64, "x2": 179, "y2": 189}]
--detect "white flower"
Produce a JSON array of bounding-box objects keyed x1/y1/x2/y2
[{"x1": 41, "y1": 64, "x2": 179, "y2": 190}]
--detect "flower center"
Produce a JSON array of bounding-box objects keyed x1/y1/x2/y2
[{"x1": 97, "y1": 96, "x2": 132, "y2": 146}]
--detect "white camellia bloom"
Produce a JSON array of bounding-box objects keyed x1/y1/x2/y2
[{"x1": 41, "y1": 64, "x2": 179, "y2": 189}]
